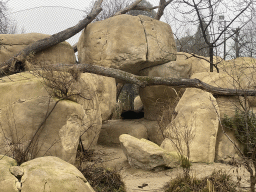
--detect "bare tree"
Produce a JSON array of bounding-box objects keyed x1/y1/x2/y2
[
  {"x1": 231, "y1": 18, "x2": 256, "y2": 58},
  {"x1": 0, "y1": 1, "x2": 19, "y2": 34},
  {"x1": 176, "y1": 20, "x2": 210, "y2": 57},
  {"x1": 84, "y1": 0, "x2": 130, "y2": 21},
  {"x1": 84, "y1": 0, "x2": 158, "y2": 21},
  {"x1": 166, "y1": 0, "x2": 253, "y2": 72}
]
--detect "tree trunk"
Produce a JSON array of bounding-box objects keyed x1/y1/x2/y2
[
  {"x1": 209, "y1": 44, "x2": 214, "y2": 72},
  {"x1": 154, "y1": 0, "x2": 173, "y2": 20}
]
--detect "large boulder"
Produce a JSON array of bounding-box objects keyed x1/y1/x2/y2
[
  {"x1": 219, "y1": 57, "x2": 256, "y2": 109},
  {"x1": 0, "y1": 33, "x2": 76, "y2": 66},
  {"x1": 119, "y1": 134, "x2": 179, "y2": 170},
  {"x1": 0, "y1": 155, "x2": 95, "y2": 192},
  {"x1": 78, "y1": 14, "x2": 177, "y2": 74},
  {"x1": 139, "y1": 60, "x2": 190, "y2": 120},
  {"x1": 139, "y1": 119, "x2": 165, "y2": 145},
  {"x1": 191, "y1": 71, "x2": 247, "y2": 162},
  {"x1": 0, "y1": 72, "x2": 102, "y2": 165},
  {"x1": 20, "y1": 156, "x2": 95, "y2": 192},
  {"x1": 191, "y1": 72, "x2": 244, "y2": 118},
  {"x1": 161, "y1": 88, "x2": 219, "y2": 163}
]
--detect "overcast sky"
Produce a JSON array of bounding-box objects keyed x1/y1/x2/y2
[{"x1": 5, "y1": 0, "x2": 160, "y2": 46}]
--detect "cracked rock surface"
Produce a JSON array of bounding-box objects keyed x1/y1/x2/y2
[{"x1": 77, "y1": 14, "x2": 177, "y2": 74}]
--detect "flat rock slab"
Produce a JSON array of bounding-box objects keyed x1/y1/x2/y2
[{"x1": 98, "y1": 120, "x2": 148, "y2": 145}]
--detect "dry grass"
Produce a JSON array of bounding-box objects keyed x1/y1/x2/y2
[{"x1": 165, "y1": 170, "x2": 238, "y2": 192}]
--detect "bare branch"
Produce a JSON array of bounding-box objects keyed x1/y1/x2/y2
[
  {"x1": 47, "y1": 63, "x2": 256, "y2": 97},
  {"x1": 132, "y1": 5, "x2": 159, "y2": 12},
  {"x1": 0, "y1": 0, "x2": 103, "y2": 76},
  {"x1": 155, "y1": 0, "x2": 174, "y2": 20},
  {"x1": 114, "y1": 0, "x2": 143, "y2": 16},
  {"x1": 214, "y1": 0, "x2": 253, "y2": 44}
]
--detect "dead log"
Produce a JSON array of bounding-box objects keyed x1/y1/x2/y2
[{"x1": 50, "y1": 63, "x2": 256, "y2": 97}]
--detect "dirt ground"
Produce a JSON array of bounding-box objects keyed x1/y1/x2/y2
[{"x1": 81, "y1": 144, "x2": 251, "y2": 192}]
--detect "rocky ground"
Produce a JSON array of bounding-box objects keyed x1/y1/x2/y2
[{"x1": 80, "y1": 144, "x2": 251, "y2": 192}]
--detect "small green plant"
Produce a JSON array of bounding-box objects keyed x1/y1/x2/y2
[{"x1": 180, "y1": 155, "x2": 192, "y2": 179}]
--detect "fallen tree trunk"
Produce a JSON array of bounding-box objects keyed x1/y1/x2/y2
[
  {"x1": 52, "y1": 63, "x2": 256, "y2": 97},
  {"x1": 0, "y1": 0, "x2": 103, "y2": 76}
]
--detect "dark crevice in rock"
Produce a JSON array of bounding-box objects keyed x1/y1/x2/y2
[
  {"x1": 121, "y1": 110, "x2": 144, "y2": 119},
  {"x1": 138, "y1": 17, "x2": 149, "y2": 61},
  {"x1": 9, "y1": 166, "x2": 24, "y2": 192}
]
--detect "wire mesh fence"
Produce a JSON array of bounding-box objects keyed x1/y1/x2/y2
[{"x1": 8, "y1": 5, "x2": 86, "y2": 46}]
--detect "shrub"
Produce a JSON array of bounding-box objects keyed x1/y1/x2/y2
[{"x1": 222, "y1": 110, "x2": 256, "y2": 156}]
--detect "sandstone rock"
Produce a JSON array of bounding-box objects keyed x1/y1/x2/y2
[
  {"x1": 190, "y1": 73, "x2": 245, "y2": 161},
  {"x1": 139, "y1": 60, "x2": 190, "y2": 120},
  {"x1": 9, "y1": 166, "x2": 24, "y2": 178},
  {"x1": 218, "y1": 57, "x2": 256, "y2": 108},
  {"x1": 119, "y1": 134, "x2": 179, "y2": 170},
  {"x1": 0, "y1": 155, "x2": 19, "y2": 192},
  {"x1": 0, "y1": 33, "x2": 76, "y2": 66},
  {"x1": 19, "y1": 156, "x2": 94, "y2": 192},
  {"x1": 98, "y1": 120, "x2": 148, "y2": 145},
  {"x1": 191, "y1": 72, "x2": 244, "y2": 118},
  {"x1": 161, "y1": 88, "x2": 219, "y2": 163},
  {"x1": 110, "y1": 102, "x2": 124, "y2": 120},
  {"x1": 176, "y1": 52, "x2": 222, "y2": 75},
  {"x1": 215, "y1": 128, "x2": 243, "y2": 162},
  {"x1": 0, "y1": 72, "x2": 102, "y2": 165},
  {"x1": 83, "y1": 74, "x2": 116, "y2": 121},
  {"x1": 134, "y1": 96, "x2": 143, "y2": 111},
  {"x1": 139, "y1": 119, "x2": 164, "y2": 145},
  {"x1": 78, "y1": 14, "x2": 176, "y2": 74}
]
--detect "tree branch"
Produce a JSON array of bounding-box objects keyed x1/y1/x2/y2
[
  {"x1": 154, "y1": 0, "x2": 174, "y2": 20},
  {"x1": 49, "y1": 63, "x2": 256, "y2": 97},
  {"x1": 132, "y1": 5, "x2": 159, "y2": 12},
  {"x1": 0, "y1": 0, "x2": 103, "y2": 76},
  {"x1": 114, "y1": 0, "x2": 143, "y2": 16}
]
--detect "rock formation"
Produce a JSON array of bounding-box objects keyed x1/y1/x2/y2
[
  {"x1": 0, "y1": 155, "x2": 95, "y2": 192},
  {"x1": 77, "y1": 14, "x2": 177, "y2": 74},
  {"x1": 119, "y1": 134, "x2": 179, "y2": 170},
  {"x1": 0, "y1": 33, "x2": 76, "y2": 66}
]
